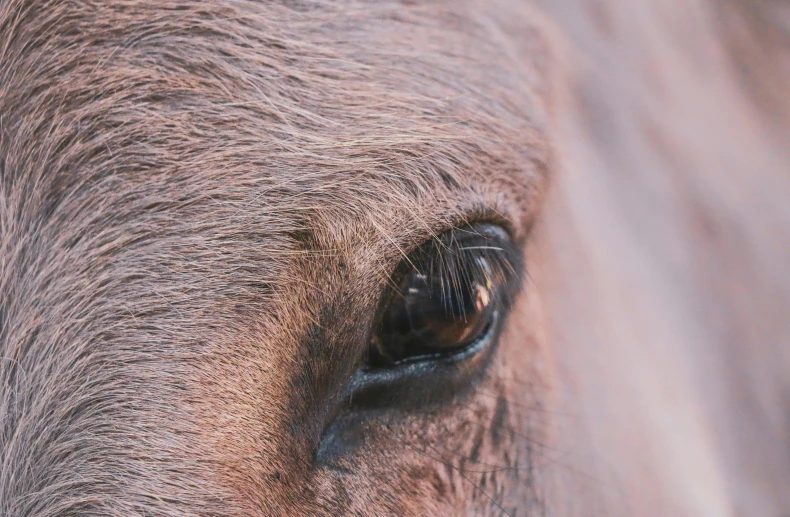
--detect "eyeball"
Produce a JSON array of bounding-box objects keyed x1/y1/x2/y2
[{"x1": 369, "y1": 224, "x2": 520, "y2": 366}]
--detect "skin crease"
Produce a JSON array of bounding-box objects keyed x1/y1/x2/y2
[{"x1": 0, "y1": 1, "x2": 787, "y2": 517}]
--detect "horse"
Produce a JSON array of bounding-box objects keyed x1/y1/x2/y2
[{"x1": 1, "y1": 0, "x2": 788, "y2": 515}]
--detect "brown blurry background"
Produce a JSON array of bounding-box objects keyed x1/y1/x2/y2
[{"x1": 533, "y1": 0, "x2": 790, "y2": 514}]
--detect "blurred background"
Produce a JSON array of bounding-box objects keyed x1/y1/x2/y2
[{"x1": 533, "y1": 0, "x2": 790, "y2": 514}]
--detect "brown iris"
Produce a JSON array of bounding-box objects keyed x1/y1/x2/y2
[{"x1": 369, "y1": 224, "x2": 517, "y2": 366}]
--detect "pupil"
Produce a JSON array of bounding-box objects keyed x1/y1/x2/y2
[
  {"x1": 405, "y1": 263, "x2": 492, "y2": 344},
  {"x1": 376, "y1": 254, "x2": 497, "y2": 363}
]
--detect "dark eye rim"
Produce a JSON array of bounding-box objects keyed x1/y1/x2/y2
[
  {"x1": 365, "y1": 308, "x2": 501, "y2": 369},
  {"x1": 339, "y1": 307, "x2": 506, "y2": 411},
  {"x1": 315, "y1": 307, "x2": 506, "y2": 465}
]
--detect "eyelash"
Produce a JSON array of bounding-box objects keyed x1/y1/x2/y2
[
  {"x1": 364, "y1": 223, "x2": 524, "y2": 368},
  {"x1": 410, "y1": 231, "x2": 521, "y2": 315}
]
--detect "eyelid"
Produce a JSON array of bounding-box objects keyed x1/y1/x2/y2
[{"x1": 397, "y1": 210, "x2": 516, "y2": 261}]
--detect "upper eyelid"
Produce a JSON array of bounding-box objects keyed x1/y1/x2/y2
[
  {"x1": 403, "y1": 206, "x2": 517, "y2": 256},
  {"x1": 384, "y1": 222, "x2": 519, "y2": 289}
]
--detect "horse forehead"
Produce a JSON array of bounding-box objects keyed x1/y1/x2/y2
[
  {"x1": 0, "y1": 0, "x2": 550, "y2": 333},
  {"x1": 1, "y1": 0, "x2": 549, "y2": 258}
]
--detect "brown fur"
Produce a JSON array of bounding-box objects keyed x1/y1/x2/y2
[{"x1": 0, "y1": 0, "x2": 787, "y2": 516}]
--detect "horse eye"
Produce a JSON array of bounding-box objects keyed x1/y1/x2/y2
[{"x1": 369, "y1": 224, "x2": 519, "y2": 367}]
